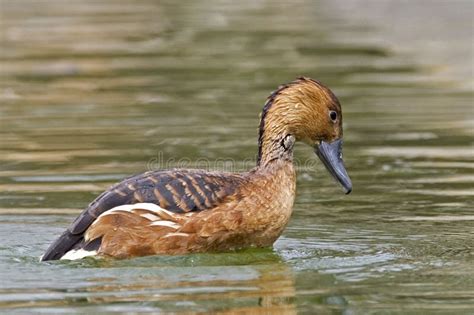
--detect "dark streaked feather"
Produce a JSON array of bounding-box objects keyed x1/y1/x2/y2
[
  {"x1": 41, "y1": 169, "x2": 245, "y2": 261},
  {"x1": 83, "y1": 236, "x2": 103, "y2": 251}
]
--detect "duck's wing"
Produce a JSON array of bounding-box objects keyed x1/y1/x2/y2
[{"x1": 41, "y1": 169, "x2": 245, "y2": 261}]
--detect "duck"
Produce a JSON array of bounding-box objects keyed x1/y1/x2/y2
[{"x1": 41, "y1": 77, "x2": 352, "y2": 261}]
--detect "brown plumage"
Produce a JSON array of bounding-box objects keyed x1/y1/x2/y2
[{"x1": 41, "y1": 77, "x2": 352, "y2": 261}]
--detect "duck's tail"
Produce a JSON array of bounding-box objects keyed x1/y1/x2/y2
[{"x1": 40, "y1": 230, "x2": 83, "y2": 261}]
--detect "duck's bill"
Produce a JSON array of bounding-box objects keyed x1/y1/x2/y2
[{"x1": 315, "y1": 139, "x2": 352, "y2": 194}]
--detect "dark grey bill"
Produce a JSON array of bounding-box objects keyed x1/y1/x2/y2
[{"x1": 315, "y1": 139, "x2": 352, "y2": 194}]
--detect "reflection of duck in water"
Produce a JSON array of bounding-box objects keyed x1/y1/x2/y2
[
  {"x1": 41, "y1": 77, "x2": 351, "y2": 261},
  {"x1": 79, "y1": 251, "x2": 298, "y2": 313}
]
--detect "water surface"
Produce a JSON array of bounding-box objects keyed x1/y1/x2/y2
[{"x1": 0, "y1": 0, "x2": 473, "y2": 313}]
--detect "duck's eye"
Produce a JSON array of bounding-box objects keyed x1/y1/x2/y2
[{"x1": 329, "y1": 111, "x2": 337, "y2": 122}]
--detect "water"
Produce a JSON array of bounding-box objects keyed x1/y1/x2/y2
[{"x1": 0, "y1": 0, "x2": 473, "y2": 313}]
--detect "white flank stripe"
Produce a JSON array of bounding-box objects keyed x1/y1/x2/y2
[
  {"x1": 163, "y1": 232, "x2": 189, "y2": 238},
  {"x1": 92, "y1": 203, "x2": 173, "y2": 226},
  {"x1": 150, "y1": 220, "x2": 180, "y2": 229},
  {"x1": 60, "y1": 249, "x2": 97, "y2": 261},
  {"x1": 140, "y1": 213, "x2": 160, "y2": 221}
]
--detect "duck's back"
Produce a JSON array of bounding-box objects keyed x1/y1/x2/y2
[{"x1": 41, "y1": 169, "x2": 246, "y2": 261}]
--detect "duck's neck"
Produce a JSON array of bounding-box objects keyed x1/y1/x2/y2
[
  {"x1": 257, "y1": 134, "x2": 294, "y2": 168},
  {"x1": 257, "y1": 112, "x2": 294, "y2": 168}
]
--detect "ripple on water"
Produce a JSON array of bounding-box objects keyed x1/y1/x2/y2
[
  {"x1": 275, "y1": 236, "x2": 407, "y2": 282},
  {"x1": 363, "y1": 146, "x2": 474, "y2": 159},
  {"x1": 11, "y1": 174, "x2": 127, "y2": 182}
]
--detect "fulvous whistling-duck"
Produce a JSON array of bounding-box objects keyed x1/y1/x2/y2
[{"x1": 41, "y1": 77, "x2": 352, "y2": 261}]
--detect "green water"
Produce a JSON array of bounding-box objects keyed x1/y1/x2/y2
[{"x1": 0, "y1": 0, "x2": 473, "y2": 313}]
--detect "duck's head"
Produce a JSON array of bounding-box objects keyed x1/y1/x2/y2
[{"x1": 258, "y1": 77, "x2": 352, "y2": 194}]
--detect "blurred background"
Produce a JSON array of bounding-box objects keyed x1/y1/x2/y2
[{"x1": 0, "y1": 0, "x2": 473, "y2": 313}]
